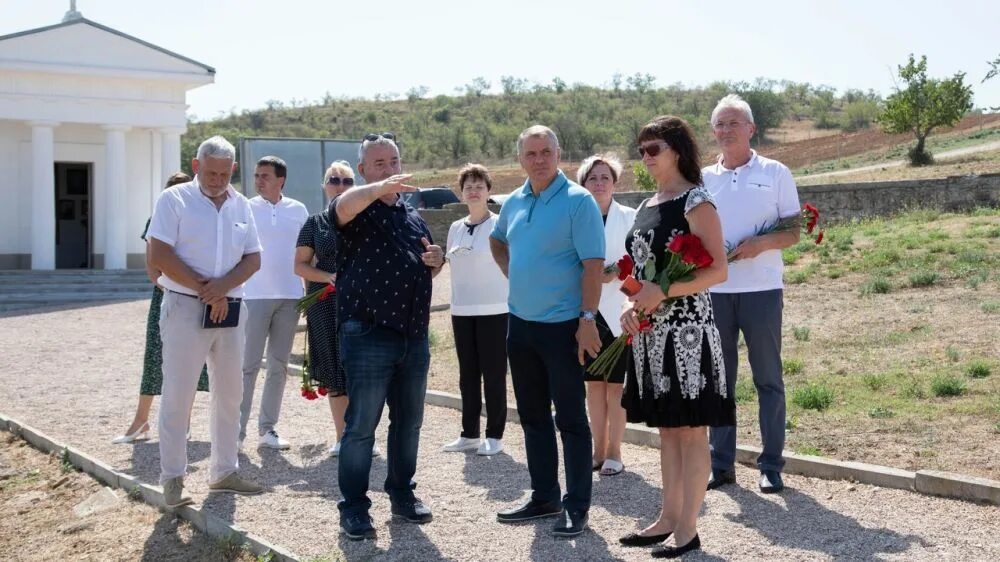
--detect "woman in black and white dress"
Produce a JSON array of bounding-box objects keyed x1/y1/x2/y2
[
  {"x1": 441, "y1": 164, "x2": 509, "y2": 456},
  {"x1": 617, "y1": 116, "x2": 733, "y2": 559},
  {"x1": 578, "y1": 154, "x2": 636, "y2": 476},
  {"x1": 294, "y1": 160, "x2": 379, "y2": 457}
]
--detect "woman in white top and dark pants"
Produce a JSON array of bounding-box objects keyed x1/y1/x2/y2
[
  {"x1": 578, "y1": 154, "x2": 637, "y2": 476},
  {"x1": 442, "y1": 164, "x2": 510, "y2": 456}
]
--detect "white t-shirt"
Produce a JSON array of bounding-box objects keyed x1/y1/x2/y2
[
  {"x1": 243, "y1": 195, "x2": 309, "y2": 300},
  {"x1": 702, "y1": 150, "x2": 801, "y2": 293},
  {"x1": 147, "y1": 179, "x2": 261, "y2": 298},
  {"x1": 446, "y1": 214, "x2": 509, "y2": 316}
]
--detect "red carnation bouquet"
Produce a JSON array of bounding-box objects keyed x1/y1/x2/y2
[
  {"x1": 299, "y1": 330, "x2": 328, "y2": 401},
  {"x1": 296, "y1": 283, "x2": 335, "y2": 314},
  {"x1": 586, "y1": 234, "x2": 714, "y2": 380},
  {"x1": 725, "y1": 203, "x2": 824, "y2": 261}
]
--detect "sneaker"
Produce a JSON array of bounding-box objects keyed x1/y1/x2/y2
[
  {"x1": 329, "y1": 441, "x2": 381, "y2": 457},
  {"x1": 477, "y1": 438, "x2": 504, "y2": 456},
  {"x1": 208, "y1": 473, "x2": 264, "y2": 495},
  {"x1": 341, "y1": 512, "x2": 376, "y2": 540},
  {"x1": 443, "y1": 436, "x2": 481, "y2": 452},
  {"x1": 497, "y1": 498, "x2": 563, "y2": 523},
  {"x1": 707, "y1": 467, "x2": 737, "y2": 490},
  {"x1": 759, "y1": 470, "x2": 784, "y2": 494},
  {"x1": 258, "y1": 430, "x2": 290, "y2": 450},
  {"x1": 391, "y1": 496, "x2": 433, "y2": 524},
  {"x1": 552, "y1": 509, "x2": 588, "y2": 538},
  {"x1": 162, "y1": 476, "x2": 193, "y2": 508}
]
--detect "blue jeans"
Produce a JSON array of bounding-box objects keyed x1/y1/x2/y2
[
  {"x1": 709, "y1": 290, "x2": 786, "y2": 473},
  {"x1": 507, "y1": 315, "x2": 592, "y2": 514},
  {"x1": 337, "y1": 320, "x2": 429, "y2": 517}
]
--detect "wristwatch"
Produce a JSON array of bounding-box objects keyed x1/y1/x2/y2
[{"x1": 580, "y1": 309, "x2": 597, "y2": 323}]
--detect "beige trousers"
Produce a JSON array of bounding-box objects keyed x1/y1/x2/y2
[{"x1": 158, "y1": 291, "x2": 247, "y2": 484}]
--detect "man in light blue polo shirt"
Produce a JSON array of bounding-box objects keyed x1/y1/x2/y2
[{"x1": 489, "y1": 125, "x2": 605, "y2": 537}]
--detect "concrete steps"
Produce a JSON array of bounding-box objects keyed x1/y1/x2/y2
[{"x1": 0, "y1": 270, "x2": 151, "y2": 313}]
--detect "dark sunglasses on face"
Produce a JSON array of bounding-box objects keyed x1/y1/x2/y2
[
  {"x1": 638, "y1": 142, "x2": 670, "y2": 159},
  {"x1": 326, "y1": 177, "x2": 355, "y2": 186},
  {"x1": 363, "y1": 132, "x2": 396, "y2": 142}
]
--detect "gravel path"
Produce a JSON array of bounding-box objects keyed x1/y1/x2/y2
[{"x1": 2, "y1": 301, "x2": 998, "y2": 561}]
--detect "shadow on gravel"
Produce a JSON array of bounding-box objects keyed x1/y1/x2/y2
[
  {"x1": 140, "y1": 512, "x2": 216, "y2": 562},
  {"x1": 461, "y1": 450, "x2": 530, "y2": 503},
  {"x1": 722, "y1": 486, "x2": 927, "y2": 558},
  {"x1": 127, "y1": 440, "x2": 211, "y2": 484},
  {"x1": 335, "y1": 521, "x2": 446, "y2": 561},
  {"x1": 591, "y1": 469, "x2": 663, "y2": 521},
  {"x1": 527, "y1": 517, "x2": 620, "y2": 562}
]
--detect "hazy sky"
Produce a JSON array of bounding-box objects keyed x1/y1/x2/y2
[{"x1": 6, "y1": 0, "x2": 999, "y2": 120}]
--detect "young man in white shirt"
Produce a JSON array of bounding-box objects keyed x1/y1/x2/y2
[
  {"x1": 239, "y1": 156, "x2": 309, "y2": 451},
  {"x1": 147, "y1": 136, "x2": 264, "y2": 507},
  {"x1": 702, "y1": 95, "x2": 801, "y2": 494}
]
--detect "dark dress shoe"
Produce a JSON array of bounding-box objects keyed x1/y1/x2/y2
[
  {"x1": 391, "y1": 497, "x2": 433, "y2": 523},
  {"x1": 652, "y1": 534, "x2": 701, "y2": 558},
  {"x1": 497, "y1": 498, "x2": 563, "y2": 523},
  {"x1": 552, "y1": 509, "x2": 588, "y2": 537},
  {"x1": 759, "y1": 470, "x2": 784, "y2": 493},
  {"x1": 341, "y1": 513, "x2": 376, "y2": 540},
  {"x1": 707, "y1": 468, "x2": 737, "y2": 490},
  {"x1": 619, "y1": 531, "x2": 672, "y2": 547}
]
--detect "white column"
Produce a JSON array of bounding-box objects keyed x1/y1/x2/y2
[
  {"x1": 150, "y1": 130, "x2": 163, "y2": 208},
  {"x1": 160, "y1": 128, "x2": 184, "y2": 186},
  {"x1": 103, "y1": 125, "x2": 130, "y2": 270},
  {"x1": 30, "y1": 121, "x2": 59, "y2": 270}
]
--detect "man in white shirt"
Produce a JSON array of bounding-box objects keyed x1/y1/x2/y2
[
  {"x1": 702, "y1": 94, "x2": 801, "y2": 494},
  {"x1": 147, "y1": 135, "x2": 264, "y2": 507},
  {"x1": 239, "y1": 156, "x2": 309, "y2": 451}
]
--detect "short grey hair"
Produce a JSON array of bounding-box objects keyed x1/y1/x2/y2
[
  {"x1": 358, "y1": 136, "x2": 399, "y2": 164},
  {"x1": 516, "y1": 125, "x2": 559, "y2": 156},
  {"x1": 196, "y1": 135, "x2": 236, "y2": 161},
  {"x1": 576, "y1": 153, "x2": 624, "y2": 185},
  {"x1": 711, "y1": 94, "x2": 755, "y2": 125}
]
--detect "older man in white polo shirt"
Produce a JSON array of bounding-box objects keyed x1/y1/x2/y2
[
  {"x1": 239, "y1": 156, "x2": 309, "y2": 451},
  {"x1": 148, "y1": 135, "x2": 264, "y2": 507},
  {"x1": 702, "y1": 94, "x2": 801, "y2": 494}
]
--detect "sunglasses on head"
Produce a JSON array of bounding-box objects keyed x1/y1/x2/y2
[
  {"x1": 638, "y1": 142, "x2": 670, "y2": 159},
  {"x1": 363, "y1": 132, "x2": 396, "y2": 142},
  {"x1": 326, "y1": 177, "x2": 355, "y2": 186}
]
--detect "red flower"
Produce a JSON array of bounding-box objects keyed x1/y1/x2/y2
[
  {"x1": 668, "y1": 234, "x2": 714, "y2": 269},
  {"x1": 815, "y1": 230, "x2": 824, "y2": 244},
  {"x1": 317, "y1": 386, "x2": 328, "y2": 396},
  {"x1": 638, "y1": 319, "x2": 652, "y2": 332},
  {"x1": 318, "y1": 284, "x2": 335, "y2": 301},
  {"x1": 803, "y1": 203, "x2": 821, "y2": 234},
  {"x1": 616, "y1": 255, "x2": 634, "y2": 281},
  {"x1": 300, "y1": 388, "x2": 308, "y2": 397}
]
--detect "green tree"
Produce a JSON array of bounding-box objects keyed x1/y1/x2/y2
[
  {"x1": 736, "y1": 79, "x2": 786, "y2": 142},
  {"x1": 878, "y1": 54, "x2": 973, "y2": 166}
]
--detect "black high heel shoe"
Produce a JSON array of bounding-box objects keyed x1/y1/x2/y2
[
  {"x1": 619, "y1": 531, "x2": 672, "y2": 547},
  {"x1": 652, "y1": 534, "x2": 701, "y2": 558}
]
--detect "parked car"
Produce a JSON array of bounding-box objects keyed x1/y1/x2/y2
[{"x1": 400, "y1": 187, "x2": 460, "y2": 209}]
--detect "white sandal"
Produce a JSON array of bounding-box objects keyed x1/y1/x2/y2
[{"x1": 600, "y1": 458, "x2": 625, "y2": 476}]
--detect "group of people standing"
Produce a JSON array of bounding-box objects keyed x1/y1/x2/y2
[{"x1": 112, "y1": 92, "x2": 800, "y2": 559}]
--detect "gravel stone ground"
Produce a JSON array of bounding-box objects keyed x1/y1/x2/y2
[{"x1": 2, "y1": 300, "x2": 998, "y2": 561}]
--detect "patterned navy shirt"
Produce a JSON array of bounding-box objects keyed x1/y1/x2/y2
[{"x1": 330, "y1": 194, "x2": 434, "y2": 338}]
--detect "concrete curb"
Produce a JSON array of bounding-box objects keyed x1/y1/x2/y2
[
  {"x1": 423, "y1": 389, "x2": 999, "y2": 505},
  {"x1": 0, "y1": 413, "x2": 300, "y2": 562}
]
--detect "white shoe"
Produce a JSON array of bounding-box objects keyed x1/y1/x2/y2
[
  {"x1": 329, "y1": 441, "x2": 381, "y2": 457},
  {"x1": 477, "y1": 438, "x2": 504, "y2": 456},
  {"x1": 258, "y1": 430, "x2": 290, "y2": 450},
  {"x1": 112, "y1": 422, "x2": 150, "y2": 444},
  {"x1": 443, "y1": 436, "x2": 481, "y2": 452}
]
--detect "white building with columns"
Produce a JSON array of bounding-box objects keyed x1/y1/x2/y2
[{"x1": 0, "y1": 9, "x2": 213, "y2": 270}]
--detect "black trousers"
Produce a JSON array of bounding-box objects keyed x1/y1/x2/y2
[
  {"x1": 508, "y1": 314, "x2": 592, "y2": 514},
  {"x1": 451, "y1": 313, "x2": 509, "y2": 440}
]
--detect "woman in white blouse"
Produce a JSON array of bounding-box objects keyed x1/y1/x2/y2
[
  {"x1": 442, "y1": 164, "x2": 510, "y2": 456},
  {"x1": 578, "y1": 153, "x2": 637, "y2": 476}
]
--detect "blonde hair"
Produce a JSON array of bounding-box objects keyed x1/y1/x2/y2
[
  {"x1": 576, "y1": 153, "x2": 624, "y2": 185},
  {"x1": 322, "y1": 160, "x2": 355, "y2": 186}
]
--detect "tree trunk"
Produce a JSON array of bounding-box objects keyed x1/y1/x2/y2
[{"x1": 909, "y1": 135, "x2": 933, "y2": 166}]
